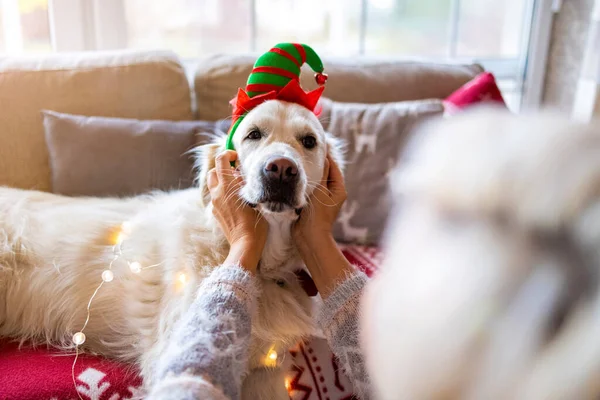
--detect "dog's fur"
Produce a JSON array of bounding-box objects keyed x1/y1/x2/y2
[
  {"x1": 363, "y1": 108, "x2": 600, "y2": 399},
  {"x1": 0, "y1": 100, "x2": 343, "y2": 398}
]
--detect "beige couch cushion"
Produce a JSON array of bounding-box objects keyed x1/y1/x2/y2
[
  {"x1": 0, "y1": 50, "x2": 193, "y2": 191},
  {"x1": 194, "y1": 54, "x2": 483, "y2": 121}
]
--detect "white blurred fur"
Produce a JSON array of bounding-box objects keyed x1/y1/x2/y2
[
  {"x1": 0, "y1": 100, "x2": 343, "y2": 399},
  {"x1": 364, "y1": 107, "x2": 600, "y2": 400}
]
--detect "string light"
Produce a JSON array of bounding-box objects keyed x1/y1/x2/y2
[
  {"x1": 264, "y1": 347, "x2": 279, "y2": 367},
  {"x1": 129, "y1": 261, "x2": 142, "y2": 274},
  {"x1": 72, "y1": 332, "x2": 86, "y2": 345},
  {"x1": 111, "y1": 230, "x2": 124, "y2": 247},
  {"x1": 172, "y1": 270, "x2": 190, "y2": 293},
  {"x1": 120, "y1": 221, "x2": 133, "y2": 235},
  {"x1": 268, "y1": 349, "x2": 278, "y2": 360},
  {"x1": 71, "y1": 221, "x2": 135, "y2": 400},
  {"x1": 178, "y1": 272, "x2": 188, "y2": 284},
  {"x1": 101, "y1": 270, "x2": 114, "y2": 282},
  {"x1": 284, "y1": 378, "x2": 291, "y2": 392},
  {"x1": 69, "y1": 220, "x2": 178, "y2": 399},
  {"x1": 74, "y1": 223, "x2": 132, "y2": 349}
]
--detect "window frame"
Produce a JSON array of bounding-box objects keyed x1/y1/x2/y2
[{"x1": 44, "y1": 0, "x2": 557, "y2": 109}]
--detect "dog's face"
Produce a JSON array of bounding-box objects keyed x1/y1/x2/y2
[
  {"x1": 234, "y1": 100, "x2": 330, "y2": 214},
  {"x1": 199, "y1": 100, "x2": 342, "y2": 216}
]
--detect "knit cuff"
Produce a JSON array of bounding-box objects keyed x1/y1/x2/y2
[
  {"x1": 200, "y1": 264, "x2": 261, "y2": 314},
  {"x1": 317, "y1": 271, "x2": 368, "y2": 333}
]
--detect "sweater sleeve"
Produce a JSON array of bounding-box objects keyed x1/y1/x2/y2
[
  {"x1": 147, "y1": 265, "x2": 260, "y2": 400},
  {"x1": 317, "y1": 271, "x2": 371, "y2": 399}
]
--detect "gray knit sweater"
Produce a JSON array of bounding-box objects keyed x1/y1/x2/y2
[{"x1": 147, "y1": 265, "x2": 370, "y2": 400}]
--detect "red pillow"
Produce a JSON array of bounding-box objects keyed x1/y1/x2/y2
[{"x1": 444, "y1": 72, "x2": 507, "y2": 114}]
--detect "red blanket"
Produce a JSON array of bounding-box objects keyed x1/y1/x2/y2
[{"x1": 0, "y1": 341, "x2": 142, "y2": 400}]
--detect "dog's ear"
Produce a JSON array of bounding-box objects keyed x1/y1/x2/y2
[
  {"x1": 325, "y1": 132, "x2": 346, "y2": 175},
  {"x1": 196, "y1": 142, "x2": 223, "y2": 207}
]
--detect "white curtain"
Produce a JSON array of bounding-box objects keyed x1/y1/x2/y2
[{"x1": 572, "y1": 0, "x2": 600, "y2": 120}]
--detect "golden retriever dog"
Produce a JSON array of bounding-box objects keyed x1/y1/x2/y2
[
  {"x1": 363, "y1": 107, "x2": 600, "y2": 400},
  {"x1": 0, "y1": 99, "x2": 343, "y2": 399}
]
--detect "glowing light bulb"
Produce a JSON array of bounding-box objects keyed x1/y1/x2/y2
[
  {"x1": 101, "y1": 270, "x2": 114, "y2": 282},
  {"x1": 110, "y1": 230, "x2": 124, "y2": 246},
  {"x1": 129, "y1": 261, "x2": 142, "y2": 274},
  {"x1": 110, "y1": 221, "x2": 133, "y2": 246},
  {"x1": 264, "y1": 348, "x2": 278, "y2": 367},
  {"x1": 178, "y1": 272, "x2": 188, "y2": 284},
  {"x1": 268, "y1": 349, "x2": 278, "y2": 360},
  {"x1": 285, "y1": 378, "x2": 291, "y2": 391},
  {"x1": 121, "y1": 221, "x2": 133, "y2": 235},
  {"x1": 73, "y1": 332, "x2": 86, "y2": 345}
]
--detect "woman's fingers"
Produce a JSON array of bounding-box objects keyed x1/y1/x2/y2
[
  {"x1": 207, "y1": 168, "x2": 219, "y2": 194},
  {"x1": 215, "y1": 150, "x2": 238, "y2": 182},
  {"x1": 209, "y1": 152, "x2": 247, "y2": 205},
  {"x1": 327, "y1": 155, "x2": 346, "y2": 201},
  {"x1": 321, "y1": 158, "x2": 330, "y2": 186},
  {"x1": 313, "y1": 158, "x2": 331, "y2": 205}
]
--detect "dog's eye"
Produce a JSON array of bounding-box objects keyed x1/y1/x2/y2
[
  {"x1": 301, "y1": 136, "x2": 317, "y2": 149},
  {"x1": 247, "y1": 129, "x2": 262, "y2": 140}
]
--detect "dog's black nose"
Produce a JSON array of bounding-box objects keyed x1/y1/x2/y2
[{"x1": 264, "y1": 157, "x2": 298, "y2": 182}]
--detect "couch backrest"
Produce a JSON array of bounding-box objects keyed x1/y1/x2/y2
[
  {"x1": 0, "y1": 50, "x2": 193, "y2": 191},
  {"x1": 194, "y1": 54, "x2": 483, "y2": 121},
  {"x1": 0, "y1": 50, "x2": 483, "y2": 191}
]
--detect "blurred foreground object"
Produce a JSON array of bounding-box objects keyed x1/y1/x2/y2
[
  {"x1": 363, "y1": 107, "x2": 600, "y2": 400},
  {"x1": 573, "y1": 1, "x2": 600, "y2": 122}
]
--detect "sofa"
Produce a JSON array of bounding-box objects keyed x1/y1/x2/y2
[{"x1": 0, "y1": 50, "x2": 483, "y2": 400}]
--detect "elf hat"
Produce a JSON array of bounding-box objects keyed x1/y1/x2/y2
[{"x1": 225, "y1": 43, "x2": 328, "y2": 152}]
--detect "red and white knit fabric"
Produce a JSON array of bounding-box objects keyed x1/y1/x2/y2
[
  {"x1": 339, "y1": 245, "x2": 382, "y2": 278},
  {"x1": 0, "y1": 245, "x2": 382, "y2": 400},
  {"x1": 282, "y1": 339, "x2": 355, "y2": 400},
  {"x1": 0, "y1": 340, "x2": 143, "y2": 400}
]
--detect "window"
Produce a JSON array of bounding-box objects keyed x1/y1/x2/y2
[
  {"x1": 0, "y1": 0, "x2": 51, "y2": 53},
  {"x1": 119, "y1": 0, "x2": 527, "y2": 58},
  {"x1": 254, "y1": 0, "x2": 362, "y2": 55},
  {"x1": 122, "y1": 0, "x2": 253, "y2": 55},
  {"x1": 1, "y1": 0, "x2": 556, "y2": 110}
]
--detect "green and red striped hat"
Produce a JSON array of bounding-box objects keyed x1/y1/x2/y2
[{"x1": 226, "y1": 43, "x2": 328, "y2": 152}]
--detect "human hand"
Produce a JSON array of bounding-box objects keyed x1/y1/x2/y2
[
  {"x1": 294, "y1": 155, "x2": 347, "y2": 250},
  {"x1": 293, "y1": 156, "x2": 353, "y2": 297},
  {"x1": 207, "y1": 150, "x2": 268, "y2": 273}
]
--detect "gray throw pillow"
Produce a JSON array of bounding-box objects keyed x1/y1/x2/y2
[
  {"x1": 43, "y1": 110, "x2": 230, "y2": 197},
  {"x1": 319, "y1": 97, "x2": 444, "y2": 245}
]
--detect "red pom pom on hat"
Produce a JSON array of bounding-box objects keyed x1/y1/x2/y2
[{"x1": 315, "y1": 72, "x2": 328, "y2": 86}]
